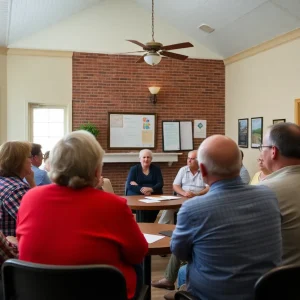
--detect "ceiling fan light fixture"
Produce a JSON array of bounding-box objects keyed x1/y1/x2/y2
[{"x1": 144, "y1": 53, "x2": 162, "y2": 66}]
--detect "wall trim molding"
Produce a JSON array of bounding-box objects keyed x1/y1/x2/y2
[
  {"x1": 7, "y1": 48, "x2": 73, "y2": 58},
  {"x1": 0, "y1": 47, "x2": 7, "y2": 55},
  {"x1": 224, "y1": 28, "x2": 300, "y2": 66}
]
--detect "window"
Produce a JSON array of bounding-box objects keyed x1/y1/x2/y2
[{"x1": 29, "y1": 104, "x2": 67, "y2": 152}]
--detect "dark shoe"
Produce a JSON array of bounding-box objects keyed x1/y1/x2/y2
[
  {"x1": 151, "y1": 278, "x2": 175, "y2": 290},
  {"x1": 164, "y1": 290, "x2": 177, "y2": 300}
]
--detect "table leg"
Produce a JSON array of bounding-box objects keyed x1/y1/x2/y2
[
  {"x1": 135, "y1": 210, "x2": 159, "y2": 223},
  {"x1": 136, "y1": 210, "x2": 144, "y2": 222},
  {"x1": 143, "y1": 255, "x2": 151, "y2": 300}
]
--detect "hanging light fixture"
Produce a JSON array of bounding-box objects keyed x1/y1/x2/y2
[{"x1": 144, "y1": 52, "x2": 162, "y2": 66}]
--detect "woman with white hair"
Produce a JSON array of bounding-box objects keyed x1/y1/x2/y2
[
  {"x1": 17, "y1": 131, "x2": 148, "y2": 300},
  {"x1": 126, "y1": 149, "x2": 164, "y2": 222}
]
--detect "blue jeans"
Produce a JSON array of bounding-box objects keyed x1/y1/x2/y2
[{"x1": 178, "y1": 265, "x2": 187, "y2": 288}]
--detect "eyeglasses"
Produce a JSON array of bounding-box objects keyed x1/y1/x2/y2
[
  {"x1": 258, "y1": 145, "x2": 273, "y2": 152},
  {"x1": 187, "y1": 157, "x2": 196, "y2": 161}
]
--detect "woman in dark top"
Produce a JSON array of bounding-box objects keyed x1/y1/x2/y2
[{"x1": 126, "y1": 149, "x2": 164, "y2": 222}]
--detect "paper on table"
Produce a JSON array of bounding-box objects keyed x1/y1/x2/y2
[
  {"x1": 139, "y1": 199, "x2": 161, "y2": 203},
  {"x1": 144, "y1": 196, "x2": 165, "y2": 200},
  {"x1": 160, "y1": 196, "x2": 181, "y2": 200},
  {"x1": 144, "y1": 196, "x2": 181, "y2": 201},
  {"x1": 144, "y1": 234, "x2": 165, "y2": 243}
]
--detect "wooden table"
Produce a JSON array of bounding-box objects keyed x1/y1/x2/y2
[
  {"x1": 124, "y1": 195, "x2": 188, "y2": 222},
  {"x1": 138, "y1": 223, "x2": 175, "y2": 300}
]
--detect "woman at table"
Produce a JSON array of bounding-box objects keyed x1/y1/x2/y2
[
  {"x1": 17, "y1": 131, "x2": 148, "y2": 300},
  {"x1": 250, "y1": 155, "x2": 271, "y2": 185},
  {"x1": 126, "y1": 149, "x2": 164, "y2": 223}
]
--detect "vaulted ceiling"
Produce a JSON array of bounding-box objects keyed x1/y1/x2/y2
[{"x1": 0, "y1": 0, "x2": 300, "y2": 59}]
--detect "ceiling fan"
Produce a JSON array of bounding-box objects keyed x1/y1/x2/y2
[{"x1": 126, "y1": 0, "x2": 194, "y2": 66}]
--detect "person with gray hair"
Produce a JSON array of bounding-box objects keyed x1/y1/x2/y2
[
  {"x1": 17, "y1": 131, "x2": 148, "y2": 300},
  {"x1": 259, "y1": 122, "x2": 300, "y2": 265},
  {"x1": 126, "y1": 148, "x2": 164, "y2": 222},
  {"x1": 167, "y1": 135, "x2": 282, "y2": 300},
  {"x1": 158, "y1": 150, "x2": 209, "y2": 225}
]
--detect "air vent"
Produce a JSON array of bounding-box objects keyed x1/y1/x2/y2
[{"x1": 198, "y1": 24, "x2": 215, "y2": 33}]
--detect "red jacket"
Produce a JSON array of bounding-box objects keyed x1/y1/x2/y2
[{"x1": 17, "y1": 184, "x2": 148, "y2": 299}]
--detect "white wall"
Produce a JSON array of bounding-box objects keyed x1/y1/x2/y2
[
  {"x1": 0, "y1": 54, "x2": 7, "y2": 144},
  {"x1": 9, "y1": 0, "x2": 221, "y2": 60},
  {"x1": 6, "y1": 53, "x2": 72, "y2": 140},
  {"x1": 226, "y1": 38, "x2": 300, "y2": 177}
]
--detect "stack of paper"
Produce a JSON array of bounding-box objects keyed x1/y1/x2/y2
[
  {"x1": 145, "y1": 196, "x2": 182, "y2": 201},
  {"x1": 139, "y1": 199, "x2": 161, "y2": 203}
]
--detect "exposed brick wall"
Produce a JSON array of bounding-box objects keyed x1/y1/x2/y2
[{"x1": 72, "y1": 53, "x2": 225, "y2": 195}]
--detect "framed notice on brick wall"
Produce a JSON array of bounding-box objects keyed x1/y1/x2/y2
[
  {"x1": 108, "y1": 112, "x2": 157, "y2": 149},
  {"x1": 162, "y1": 121, "x2": 181, "y2": 151}
]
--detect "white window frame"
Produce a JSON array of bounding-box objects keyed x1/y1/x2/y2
[{"x1": 28, "y1": 103, "x2": 70, "y2": 145}]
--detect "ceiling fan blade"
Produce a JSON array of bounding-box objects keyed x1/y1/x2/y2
[
  {"x1": 115, "y1": 51, "x2": 146, "y2": 54},
  {"x1": 161, "y1": 42, "x2": 194, "y2": 51},
  {"x1": 160, "y1": 51, "x2": 188, "y2": 61},
  {"x1": 136, "y1": 54, "x2": 147, "y2": 63},
  {"x1": 126, "y1": 40, "x2": 146, "y2": 48}
]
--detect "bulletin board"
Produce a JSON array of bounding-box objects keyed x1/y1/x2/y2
[{"x1": 108, "y1": 112, "x2": 157, "y2": 149}]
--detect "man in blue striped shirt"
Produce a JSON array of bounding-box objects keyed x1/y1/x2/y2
[{"x1": 170, "y1": 135, "x2": 282, "y2": 300}]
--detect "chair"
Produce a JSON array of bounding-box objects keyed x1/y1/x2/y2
[
  {"x1": 102, "y1": 178, "x2": 115, "y2": 193},
  {"x1": 175, "y1": 291, "x2": 196, "y2": 300},
  {"x1": 254, "y1": 264, "x2": 300, "y2": 300},
  {"x1": 2, "y1": 259, "x2": 147, "y2": 300}
]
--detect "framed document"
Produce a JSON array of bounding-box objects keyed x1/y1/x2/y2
[
  {"x1": 238, "y1": 118, "x2": 248, "y2": 148},
  {"x1": 162, "y1": 121, "x2": 181, "y2": 152},
  {"x1": 108, "y1": 112, "x2": 157, "y2": 149},
  {"x1": 273, "y1": 119, "x2": 286, "y2": 124},
  {"x1": 180, "y1": 121, "x2": 193, "y2": 150}
]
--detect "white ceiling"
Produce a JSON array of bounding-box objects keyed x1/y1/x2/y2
[{"x1": 0, "y1": 0, "x2": 300, "y2": 58}]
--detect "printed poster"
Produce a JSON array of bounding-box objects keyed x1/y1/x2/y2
[{"x1": 194, "y1": 120, "x2": 207, "y2": 138}]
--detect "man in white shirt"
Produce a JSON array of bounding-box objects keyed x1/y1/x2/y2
[{"x1": 159, "y1": 150, "x2": 209, "y2": 224}]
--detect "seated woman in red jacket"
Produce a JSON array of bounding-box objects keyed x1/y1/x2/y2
[{"x1": 17, "y1": 130, "x2": 148, "y2": 300}]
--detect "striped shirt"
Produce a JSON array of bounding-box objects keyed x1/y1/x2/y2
[
  {"x1": 171, "y1": 177, "x2": 282, "y2": 300},
  {"x1": 0, "y1": 176, "x2": 30, "y2": 236}
]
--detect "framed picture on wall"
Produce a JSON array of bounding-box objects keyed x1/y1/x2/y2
[
  {"x1": 273, "y1": 119, "x2": 286, "y2": 124},
  {"x1": 238, "y1": 118, "x2": 248, "y2": 148},
  {"x1": 251, "y1": 117, "x2": 263, "y2": 148}
]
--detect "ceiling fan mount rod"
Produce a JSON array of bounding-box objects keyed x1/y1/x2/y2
[{"x1": 151, "y1": 0, "x2": 155, "y2": 42}]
